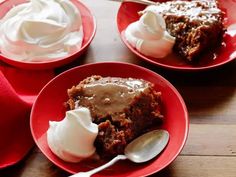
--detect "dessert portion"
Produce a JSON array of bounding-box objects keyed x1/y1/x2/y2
[
  {"x1": 0, "y1": 0, "x2": 83, "y2": 62},
  {"x1": 125, "y1": 10, "x2": 175, "y2": 58},
  {"x1": 141, "y1": 0, "x2": 225, "y2": 61},
  {"x1": 47, "y1": 107, "x2": 98, "y2": 163},
  {"x1": 66, "y1": 75, "x2": 163, "y2": 158}
]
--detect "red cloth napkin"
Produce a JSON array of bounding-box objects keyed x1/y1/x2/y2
[{"x1": 0, "y1": 65, "x2": 54, "y2": 168}]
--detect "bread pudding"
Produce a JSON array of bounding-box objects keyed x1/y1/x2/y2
[
  {"x1": 142, "y1": 0, "x2": 225, "y2": 61},
  {"x1": 66, "y1": 75, "x2": 163, "y2": 157}
]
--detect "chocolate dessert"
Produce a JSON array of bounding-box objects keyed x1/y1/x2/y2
[
  {"x1": 143, "y1": 0, "x2": 225, "y2": 61},
  {"x1": 66, "y1": 75, "x2": 163, "y2": 157}
]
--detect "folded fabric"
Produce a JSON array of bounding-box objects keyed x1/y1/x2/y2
[{"x1": 0, "y1": 65, "x2": 54, "y2": 168}]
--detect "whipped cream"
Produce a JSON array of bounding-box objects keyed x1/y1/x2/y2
[
  {"x1": 47, "y1": 107, "x2": 98, "y2": 163},
  {"x1": 0, "y1": 0, "x2": 83, "y2": 62},
  {"x1": 125, "y1": 11, "x2": 175, "y2": 58}
]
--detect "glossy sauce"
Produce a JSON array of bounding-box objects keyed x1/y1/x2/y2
[{"x1": 75, "y1": 77, "x2": 150, "y2": 117}]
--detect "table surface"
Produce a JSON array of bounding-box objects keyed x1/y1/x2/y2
[{"x1": 1, "y1": 0, "x2": 236, "y2": 177}]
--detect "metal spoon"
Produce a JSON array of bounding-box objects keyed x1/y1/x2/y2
[
  {"x1": 109, "y1": 0, "x2": 157, "y2": 6},
  {"x1": 69, "y1": 129, "x2": 169, "y2": 177}
]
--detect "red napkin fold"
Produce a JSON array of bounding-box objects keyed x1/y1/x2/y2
[{"x1": 0, "y1": 65, "x2": 54, "y2": 168}]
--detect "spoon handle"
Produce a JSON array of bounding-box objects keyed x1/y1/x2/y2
[
  {"x1": 109, "y1": 0, "x2": 157, "y2": 6},
  {"x1": 69, "y1": 155, "x2": 127, "y2": 177}
]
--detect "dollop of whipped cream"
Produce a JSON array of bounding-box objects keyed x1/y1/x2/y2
[
  {"x1": 125, "y1": 11, "x2": 175, "y2": 58},
  {"x1": 47, "y1": 107, "x2": 98, "y2": 163},
  {"x1": 0, "y1": 0, "x2": 83, "y2": 62}
]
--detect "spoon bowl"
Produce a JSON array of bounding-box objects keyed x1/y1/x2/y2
[
  {"x1": 125, "y1": 129, "x2": 169, "y2": 163},
  {"x1": 70, "y1": 130, "x2": 169, "y2": 177}
]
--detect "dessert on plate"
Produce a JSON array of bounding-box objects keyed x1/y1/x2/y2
[
  {"x1": 125, "y1": 0, "x2": 225, "y2": 62},
  {"x1": 65, "y1": 75, "x2": 163, "y2": 158},
  {"x1": 0, "y1": 0, "x2": 83, "y2": 62}
]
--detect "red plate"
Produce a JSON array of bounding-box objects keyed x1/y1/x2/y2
[
  {"x1": 0, "y1": 0, "x2": 96, "y2": 70},
  {"x1": 117, "y1": 0, "x2": 236, "y2": 71},
  {"x1": 30, "y1": 62, "x2": 189, "y2": 176}
]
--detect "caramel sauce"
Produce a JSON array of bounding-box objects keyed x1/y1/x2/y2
[{"x1": 75, "y1": 77, "x2": 150, "y2": 117}]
